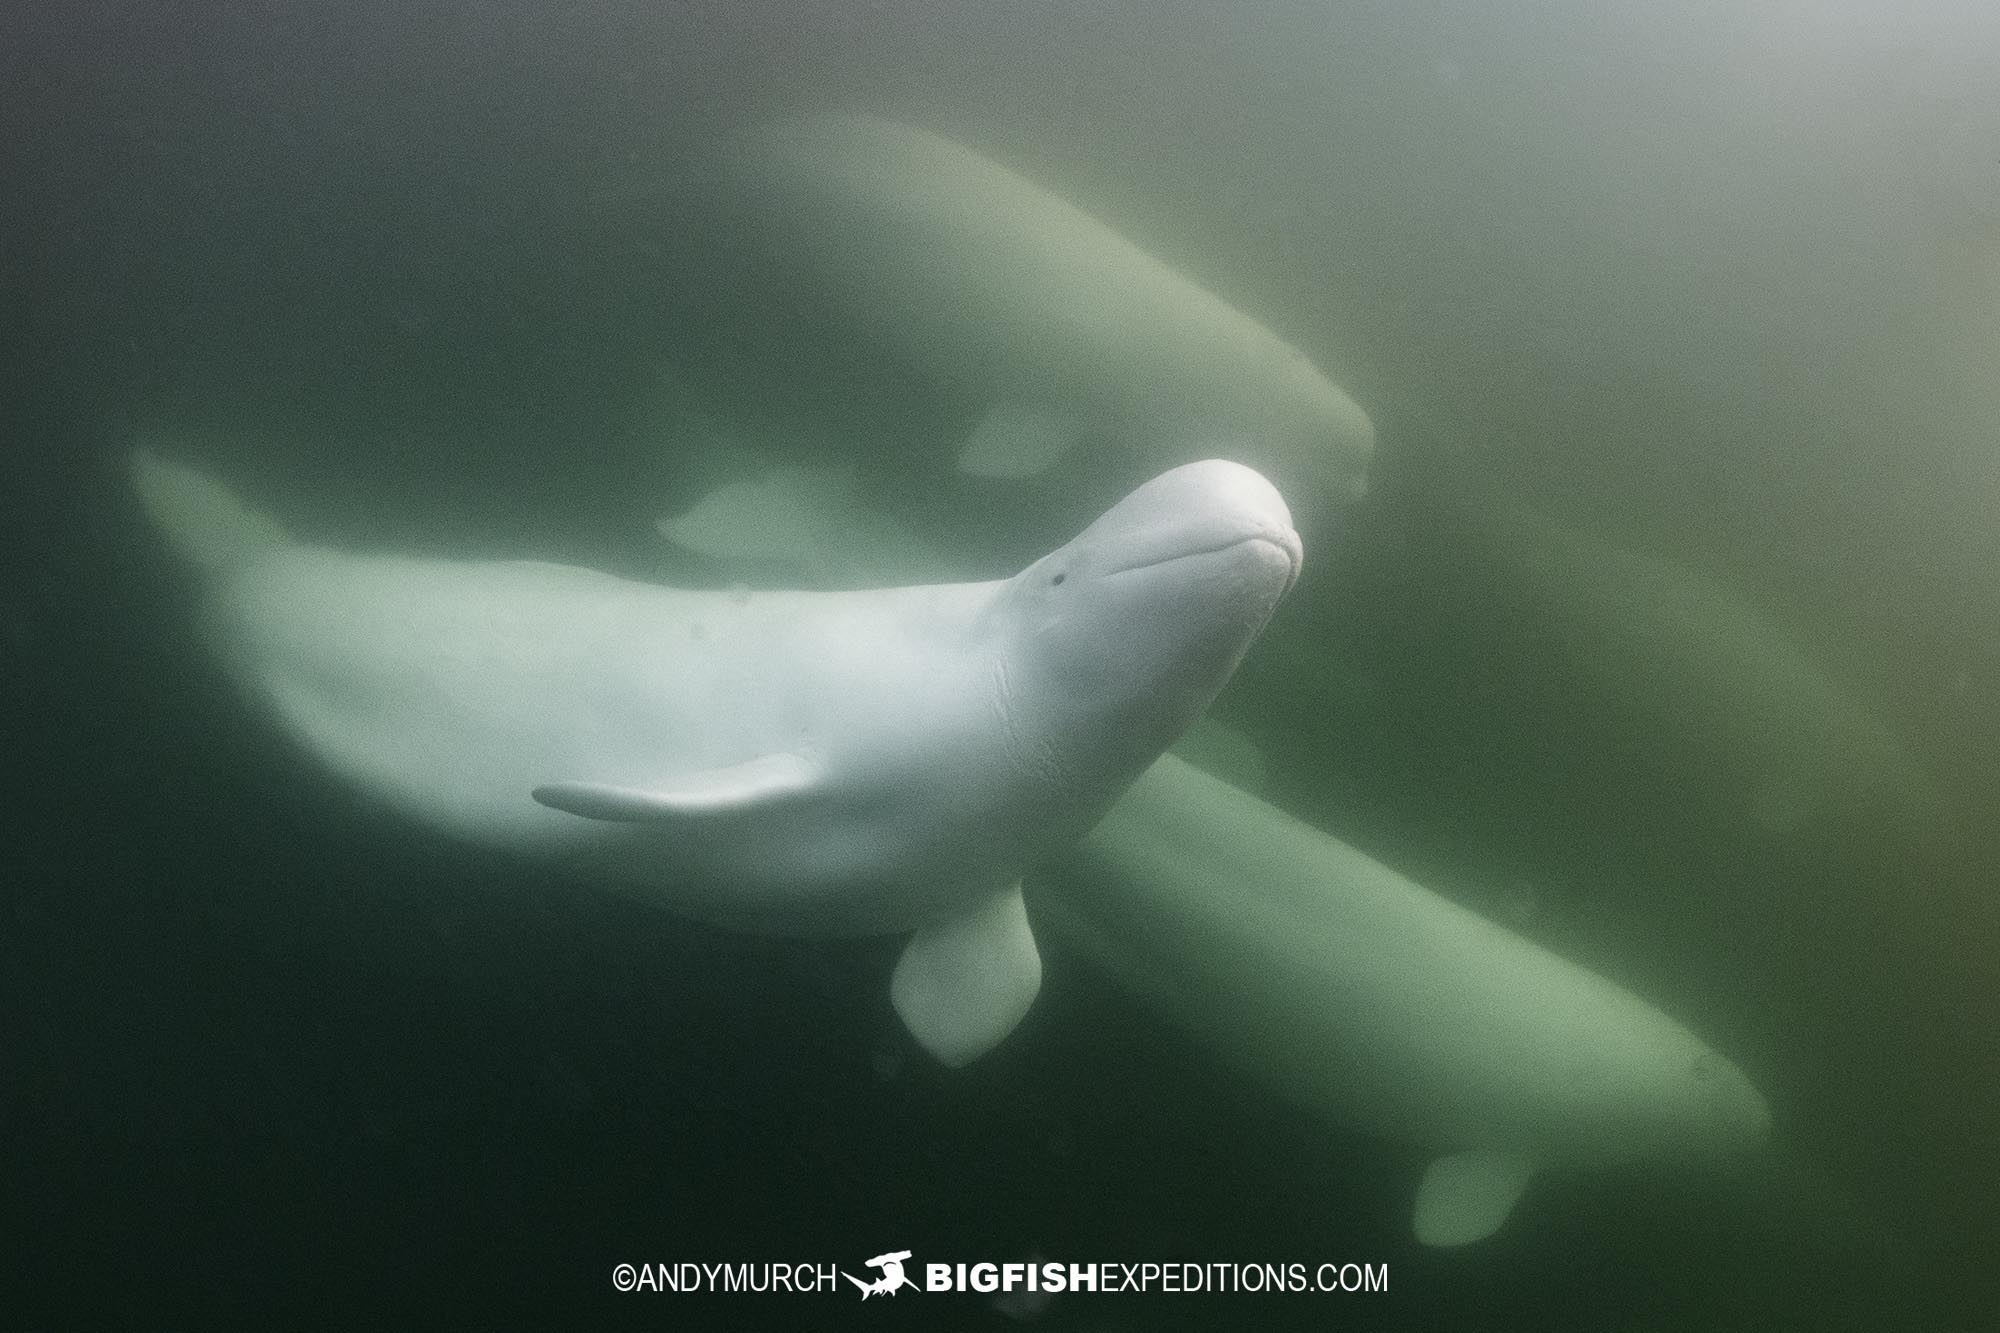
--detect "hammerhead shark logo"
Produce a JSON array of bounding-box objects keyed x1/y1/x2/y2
[{"x1": 843, "y1": 1249, "x2": 918, "y2": 1299}]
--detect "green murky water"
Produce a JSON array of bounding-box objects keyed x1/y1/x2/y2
[{"x1": 6, "y1": 3, "x2": 1997, "y2": 1327}]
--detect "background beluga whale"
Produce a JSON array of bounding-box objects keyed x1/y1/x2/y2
[
  {"x1": 1355, "y1": 431, "x2": 1957, "y2": 866},
  {"x1": 1033, "y1": 754, "x2": 1773, "y2": 1247},
  {"x1": 728, "y1": 113, "x2": 1376, "y2": 521},
  {"x1": 130, "y1": 450, "x2": 1302, "y2": 1067}
]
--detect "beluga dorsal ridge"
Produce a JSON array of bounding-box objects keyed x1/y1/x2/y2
[{"x1": 130, "y1": 449, "x2": 1301, "y2": 1067}]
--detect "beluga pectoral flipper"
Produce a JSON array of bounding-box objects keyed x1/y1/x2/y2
[
  {"x1": 133, "y1": 449, "x2": 1301, "y2": 1067},
  {"x1": 890, "y1": 884, "x2": 1041, "y2": 1069},
  {"x1": 957, "y1": 403, "x2": 1088, "y2": 480},
  {"x1": 1413, "y1": 1150, "x2": 1539, "y2": 1247},
  {"x1": 532, "y1": 753, "x2": 822, "y2": 821}
]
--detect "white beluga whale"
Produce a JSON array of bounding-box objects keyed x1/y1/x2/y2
[
  {"x1": 653, "y1": 458, "x2": 1769, "y2": 1244},
  {"x1": 729, "y1": 113, "x2": 1375, "y2": 516},
  {"x1": 130, "y1": 450, "x2": 1301, "y2": 1067},
  {"x1": 1030, "y1": 754, "x2": 1771, "y2": 1246}
]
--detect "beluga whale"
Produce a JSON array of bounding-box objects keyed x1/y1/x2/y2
[
  {"x1": 1032, "y1": 755, "x2": 1772, "y2": 1246},
  {"x1": 728, "y1": 114, "x2": 1375, "y2": 520},
  {"x1": 130, "y1": 450, "x2": 1302, "y2": 1067},
  {"x1": 647, "y1": 454, "x2": 1773, "y2": 1245}
]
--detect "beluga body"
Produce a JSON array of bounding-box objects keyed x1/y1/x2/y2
[
  {"x1": 131, "y1": 451, "x2": 1301, "y2": 1067},
  {"x1": 731, "y1": 113, "x2": 1374, "y2": 518},
  {"x1": 1032, "y1": 755, "x2": 1772, "y2": 1245}
]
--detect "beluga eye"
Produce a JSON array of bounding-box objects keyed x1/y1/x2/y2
[{"x1": 1050, "y1": 572, "x2": 1065, "y2": 586}]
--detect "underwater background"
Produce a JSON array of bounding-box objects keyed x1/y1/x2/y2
[{"x1": 5, "y1": 1, "x2": 1998, "y2": 1327}]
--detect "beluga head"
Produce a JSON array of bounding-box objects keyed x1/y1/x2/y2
[
  {"x1": 992, "y1": 459, "x2": 1301, "y2": 809},
  {"x1": 1553, "y1": 1003, "x2": 1772, "y2": 1171},
  {"x1": 1630, "y1": 1045, "x2": 1772, "y2": 1163}
]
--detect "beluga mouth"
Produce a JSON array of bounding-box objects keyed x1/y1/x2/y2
[
  {"x1": 1104, "y1": 528, "x2": 1303, "y2": 587},
  {"x1": 1083, "y1": 458, "x2": 1302, "y2": 587}
]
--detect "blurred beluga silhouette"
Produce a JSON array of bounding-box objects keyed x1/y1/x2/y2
[
  {"x1": 1373, "y1": 427, "x2": 1956, "y2": 869},
  {"x1": 1031, "y1": 754, "x2": 1771, "y2": 1247},
  {"x1": 729, "y1": 113, "x2": 1374, "y2": 526}
]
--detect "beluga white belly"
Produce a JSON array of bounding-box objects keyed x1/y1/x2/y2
[{"x1": 131, "y1": 451, "x2": 1301, "y2": 1067}]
